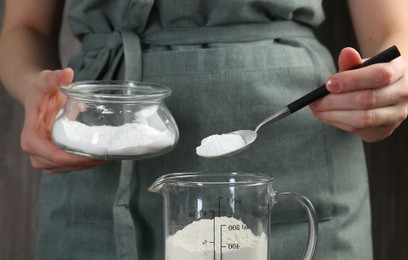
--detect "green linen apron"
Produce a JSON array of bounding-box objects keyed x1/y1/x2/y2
[{"x1": 35, "y1": 0, "x2": 373, "y2": 259}]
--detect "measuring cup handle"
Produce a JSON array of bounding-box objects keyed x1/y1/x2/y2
[{"x1": 276, "y1": 192, "x2": 318, "y2": 260}]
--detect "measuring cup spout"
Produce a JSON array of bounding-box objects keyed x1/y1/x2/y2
[
  {"x1": 148, "y1": 172, "x2": 188, "y2": 193},
  {"x1": 147, "y1": 175, "x2": 168, "y2": 193}
]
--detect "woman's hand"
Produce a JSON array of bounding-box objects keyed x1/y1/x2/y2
[
  {"x1": 310, "y1": 47, "x2": 408, "y2": 142},
  {"x1": 21, "y1": 68, "x2": 105, "y2": 173}
]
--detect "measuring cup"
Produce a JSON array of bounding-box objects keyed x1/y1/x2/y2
[{"x1": 148, "y1": 172, "x2": 318, "y2": 260}]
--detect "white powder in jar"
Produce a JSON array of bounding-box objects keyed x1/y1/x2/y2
[
  {"x1": 196, "y1": 134, "x2": 246, "y2": 157},
  {"x1": 52, "y1": 118, "x2": 175, "y2": 157},
  {"x1": 166, "y1": 216, "x2": 268, "y2": 260}
]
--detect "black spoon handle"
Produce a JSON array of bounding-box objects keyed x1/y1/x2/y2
[{"x1": 287, "y1": 45, "x2": 401, "y2": 113}]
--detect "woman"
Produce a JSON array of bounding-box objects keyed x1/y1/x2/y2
[{"x1": 1, "y1": 0, "x2": 408, "y2": 259}]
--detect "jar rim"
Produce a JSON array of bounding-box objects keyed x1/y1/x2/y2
[{"x1": 61, "y1": 80, "x2": 172, "y2": 103}]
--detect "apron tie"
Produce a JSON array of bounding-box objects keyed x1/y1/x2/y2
[
  {"x1": 113, "y1": 27, "x2": 143, "y2": 260},
  {"x1": 121, "y1": 28, "x2": 143, "y2": 81},
  {"x1": 103, "y1": 26, "x2": 144, "y2": 260}
]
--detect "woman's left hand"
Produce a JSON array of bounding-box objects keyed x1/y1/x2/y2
[{"x1": 309, "y1": 47, "x2": 408, "y2": 142}]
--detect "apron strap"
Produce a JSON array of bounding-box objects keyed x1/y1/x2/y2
[
  {"x1": 113, "y1": 160, "x2": 139, "y2": 259},
  {"x1": 143, "y1": 21, "x2": 314, "y2": 45},
  {"x1": 112, "y1": 1, "x2": 154, "y2": 259},
  {"x1": 122, "y1": 29, "x2": 142, "y2": 80}
]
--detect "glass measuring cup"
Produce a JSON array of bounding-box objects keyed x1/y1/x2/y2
[{"x1": 148, "y1": 172, "x2": 318, "y2": 260}]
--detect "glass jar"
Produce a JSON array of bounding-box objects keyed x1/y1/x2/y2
[{"x1": 52, "y1": 80, "x2": 179, "y2": 160}]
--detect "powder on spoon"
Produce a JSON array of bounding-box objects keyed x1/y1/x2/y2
[{"x1": 196, "y1": 133, "x2": 246, "y2": 157}]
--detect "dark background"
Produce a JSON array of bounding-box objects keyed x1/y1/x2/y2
[{"x1": 1, "y1": 1, "x2": 407, "y2": 259}]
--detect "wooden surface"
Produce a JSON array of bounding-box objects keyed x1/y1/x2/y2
[{"x1": 0, "y1": 1, "x2": 407, "y2": 259}]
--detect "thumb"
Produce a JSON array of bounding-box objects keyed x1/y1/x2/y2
[
  {"x1": 338, "y1": 47, "x2": 363, "y2": 72},
  {"x1": 37, "y1": 68, "x2": 74, "y2": 93},
  {"x1": 58, "y1": 67, "x2": 74, "y2": 86}
]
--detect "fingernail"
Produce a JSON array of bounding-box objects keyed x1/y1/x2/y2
[{"x1": 326, "y1": 78, "x2": 341, "y2": 93}]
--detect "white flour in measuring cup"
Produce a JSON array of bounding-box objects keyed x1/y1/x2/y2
[
  {"x1": 196, "y1": 134, "x2": 246, "y2": 157},
  {"x1": 166, "y1": 216, "x2": 267, "y2": 260},
  {"x1": 52, "y1": 118, "x2": 175, "y2": 156}
]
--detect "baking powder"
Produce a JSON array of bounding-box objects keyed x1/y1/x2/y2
[
  {"x1": 52, "y1": 118, "x2": 175, "y2": 156},
  {"x1": 166, "y1": 216, "x2": 268, "y2": 260},
  {"x1": 196, "y1": 134, "x2": 246, "y2": 157}
]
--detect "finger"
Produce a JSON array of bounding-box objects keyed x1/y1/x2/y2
[
  {"x1": 28, "y1": 150, "x2": 105, "y2": 174},
  {"x1": 313, "y1": 59, "x2": 408, "y2": 111},
  {"x1": 27, "y1": 146, "x2": 105, "y2": 169},
  {"x1": 312, "y1": 81, "x2": 403, "y2": 111},
  {"x1": 58, "y1": 67, "x2": 74, "y2": 86},
  {"x1": 28, "y1": 154, "x2": 60, "y2": 170},
  {"x1": 43, "y1": 142, "x2": 105, "y2": 167},
  {"x1": 338, "y1": 47, "x2": 363, "y2": 71},
  {"x1": 36, "y1": 68, "x2": 74, "y2": 93},
  {"x1": 29, "y1": 154, "x2": 103, "y2": 174},
  {"x1": 312, "y1": 105, "x2": 407, "y2": 130},
  {"x1": 318, "y1": 119, "x2": 398, "y2": 143},
  {"x1": 24, "y1": 133, "x2": 105, "y2": 167},
  {"x1": 326, "y1": 60, "x2": 404, "y2": 94},
  {"x1": 354, "y1": 125, "x2": 399, "y2": 143},
  {"x1": 42, "y1": 162, "x2": 104, "y2": 174}
]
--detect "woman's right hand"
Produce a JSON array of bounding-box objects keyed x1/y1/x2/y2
[{"x1": 21, "y1": 68, "x2": 105, "y2": 174}]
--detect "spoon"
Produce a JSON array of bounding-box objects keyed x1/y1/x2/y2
[{"x1": 198, "y1": 45, "x2": 401, "y2": 159}]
